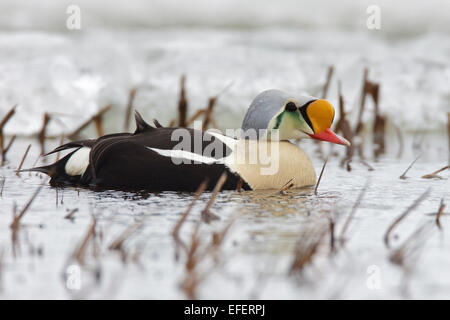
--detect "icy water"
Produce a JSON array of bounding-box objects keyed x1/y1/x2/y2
[
  {"x1": 1, "y1": 0, "x2": 449, "y2": 300},
  {"x1": 1, "y1": 1, "x2": 450, "y2": 135},
  {"x1": 0, "y1": 134, "x2": 448, "y2": 299}
]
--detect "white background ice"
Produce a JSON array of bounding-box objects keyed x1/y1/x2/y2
[{"x1": 0, "y1": 0, "x2": 449, "y2": 135}]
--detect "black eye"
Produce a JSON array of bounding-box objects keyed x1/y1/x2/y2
[{"x1": 285, "y1": 102, "x2": 297, "y2": 112}]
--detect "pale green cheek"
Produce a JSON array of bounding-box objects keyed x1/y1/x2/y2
[
  {"x1": 268, "y1": 111, "x2": 312, "y2": 140},
  {"x1": 281, "y1": 112, "x2": 312, "y2": 135}
]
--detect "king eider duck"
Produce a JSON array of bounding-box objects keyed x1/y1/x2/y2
[{"x1": 23, "y1": 89, "x2": 350, "y2": 191}]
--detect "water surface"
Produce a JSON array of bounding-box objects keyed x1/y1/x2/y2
[{"x1": 0, "y1": 135, "x2": 448, "y2": 299}]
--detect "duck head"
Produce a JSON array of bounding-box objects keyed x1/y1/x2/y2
[{"x1": 241, "y1": 89, "x2": 350, "y2": 146}]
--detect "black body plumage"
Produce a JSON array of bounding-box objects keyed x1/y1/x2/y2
[{"x1": 24, "y1": 112, "x2": 251, "y2": 192}]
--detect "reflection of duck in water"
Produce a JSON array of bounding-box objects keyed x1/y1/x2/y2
[
  {"x1": 23, "y1": 90, "x2": 349, "y2": 191},
  {"x1": 230, "y1": 188, "x2": 312, "y2": 216}
]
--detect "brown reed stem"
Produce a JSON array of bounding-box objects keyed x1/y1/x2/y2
[
  {"x1": 16, "y1": 144, "x2": 31, "y2": 176},
  {"x1": 339, "y1": 181, "x2": 369, "y2": 244},
  {"x1": 314, "y1": 158, "x2": 328, "y2": 196},
  {"x1": 178, "y1": 75, "x2": 188, "y2": 127},
  {"x1": 236, "y1": 178, "x2": 243, "y2": 193},
  {"x1": 355, "y1": 68, "x2": 368, "y2": 135},
  {"x1": 399, "y1": 156, "x2": 420, "y2": 180},
  {"x1": 68, "y1": 105, "x2": 111, "y2": 140},
  {"x1": 335, "y1": 81, "x2": 354, "y2": 159},
  {"x1": 64, "y1": 208, "x2": 79, "y2": 221},
  {"x1": 124, "y1": 88, "x2": 137, "y2": 131},
  {"x1": 109, "y1": 220, "x2": 145, "y2": 251},
  {"x1": 279, "y1": 178, "x2": 294, "y2": 195},
  {"x1": 10, "y1": 184, "x2": 43, "y2": 231},
  {"x1": 73, "y1": 216, "x2": 96, "y2": 265},
  {"x1": 421, "y1": 165, "x2": 449, "y2": 179},
  {"x1": 202, "y1": 97, "x2": 217, "y2": 131},
  {"x1": 0, "y1": 106, "x2": 16, "y2": 165},
  {"x1": 0, "y1": 177, "x2": 5, "y2": 197},
  {"x1": 1, "y1": 134, "x2": 16, "y2": 166},
  {"x1": 384, "y1": 188, "x2": 430, "y2": 248},
  {"x1": 436, "y1": 199, "x2": 445, "y2": 230},
  {"x1": 38, "y1": 113, "x2": 51, "y2": 156},
  {"x1": 55, "y1": 134, "x2": 65, "y2": 161},
  {"x1": 447, "y1": 113, "x2": 450, "y2": 165},
  {"x1": 321, "y1": 65, "x2": 334, "y2": 99},
  {"x1": 172, "y1": 179, "x2": 208, "y2": 254},
  {"x1": 201, "y1": 173, "x2": 227, "y2": 223},
  {"x1": 185, "y1": 109, "x2": 206, "y2": 127}
]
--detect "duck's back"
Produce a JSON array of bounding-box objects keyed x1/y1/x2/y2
[
  {"x1": 87, "y1": 128, "x2": 246, "y2": 191},
  {"x1": 33, "y1": 126, "x2": 250, "y2": 191}
]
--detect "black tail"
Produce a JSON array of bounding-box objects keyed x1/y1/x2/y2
[
  {"x1": 17, "y1": 164, "x2": 55, "y2": 176},
  {"x1": 134, "y1": 111, "x2": 156, "y2": 134},
  {"x1": 18, "y1": 149, "x2": 85, "y2": 186}
]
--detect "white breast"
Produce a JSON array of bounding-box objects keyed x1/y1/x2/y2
[
  {"x1": 65, "y1": 147, "x2": 90, "y2": 176},
  {"x1": 224, "y1": 140, "x2": 316, "y2": 190},
  {"x1": 147, "y1": 130, "x2": 317, "y2": 190}
]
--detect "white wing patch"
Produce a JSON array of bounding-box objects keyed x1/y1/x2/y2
[
  {"x1": 65, "y1": 147, "x2": 90, "y2": 176},
  {"x1": 147, "y1": 147, "x2": 222, "y2": 164},
  {"x1": 206, "y1": 130, "x2": 238, "y2": 149}
]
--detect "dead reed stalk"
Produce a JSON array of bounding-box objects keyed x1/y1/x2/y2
[
  {"x1": 64, "y1": 208, "x2": 79, "y2": 221},
  {"x1": 0, "y1": 106, "x2": 16, "y2": 146},
  {"x1": 335, "y1": 81, "x2": 354, "y2": 164},
  {"x1": 68, "y1": 105, "x2": 111, "y2": 140},
  {"x1": 321, "y1": 66, "x2": 334, "y2": 99},
  {"x1": 329, "y1": 217, "x2": 336, "y2": 254},
  {"x1": 314, "y1": 158, "x2": 328, "y2": 195},
  {"x1": 38, "y1": 113, "x2": 51, "y2": 156},
  {"x1": 339, "y1": 181, "x2": 369, "y2": 245},
  {"x1": 172, "y1": 179, "x2": 208, "y2": 255},
  {"x1": 177, "y1": 177, "x2": 236, "y2": 298},
  {"x1": 436, "y1": 199, "x2": 446, "y2": 230},
  {"x1": 448, "y1": 113, "x2": 450, "y2": 165},
  {"x1": 202, "y1": 96, "x2": 217, "y2": 131},
  {"x1": 0, "y1": 106, "x2": 16, "y2": 165},
  {"x1": 421, "y1": 165, "x2": 449, "y2": 179},
  {"x1": 153, "y1": 119, "x2": 163, "y2": 128},
  {"x1": 352, "y1": 68, "x2": 387, "y2": 158},
  {"x1": 201, "y1": 173, "x2": 227, "y2": 223},
  {"x1": 10, "y1": 184, "x2": 43, "y2": 231},
  {"x1": 384, "y1": 188, "x2": 430, "y2": 248},
  {"x1": 185, "y1": 109, "x2": 206, "y2": 127},
  {"x1": 389, "y1": 222, "x2": 433, "y2": 269},
  {"x1": 124, "y1": 88, "x2": 137, "y2": 131},
  {"x1": 108, "y1": 220, "x2": 145, "y2": 251},
  {"x1": 370, "y1": 82, "x2": 386, "y2": 158},
  {"x1": 399, "y1": 156, "x2": 420, "y2": 180},
  {"x1": 181, "y1": 214, "x2": 237, "y2": 299},
  {"x1": 16, "y1": 144, "x2": 31, "y2": 176},
  {"x1": 236, "y1": 178, "x2": 243, "y2": 193},
  {"x1": 73, "y1": 216, "x2": 97, "y2": 265},
  {"x1": 178, "y1": 75, "x2": 188, "y2": 127},
  {"x1": 279, "y1": 177, "x2": 294, "y2": 195},
  {"x1": 355, "y1": 68, "x2": 368, "y2": 135},
  {"x1": 211, "y1": 217, "x2": 237, "y2": 250},
  {"x1": 55, "y1": 134, "x2": 65, "y2": 161},
  {"x1": 394, "y1": 124, "x2": 404, "y2": 159},
  {"x1": 361, "y1": 159, "x2": 375, "y2": 171},
  {"x1": 289, "y1": 222, "x2": 328, "y2": 276},
  {"x1": 0, "y1": 177, "x2": 5, "y2": 197},
  {"x1": 1, "y1": 134, "x2": 16, "y2": 166}
]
